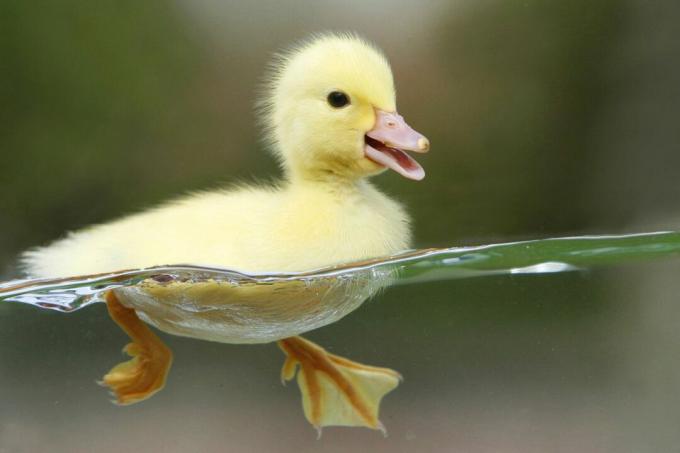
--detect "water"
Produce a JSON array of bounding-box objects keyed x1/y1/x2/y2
[
  {"x1": 3, "y1": 233, "x2": 680, "y2": 451},
  {"x1": 1, "y1": 231, "x2": 678, "y2": 350},
  {"x1": 4, "y1": 235, "x2": 677, "y2": 441},
  {"x1": 2, "y1": 230, "x2": 678, "y2": 313}
]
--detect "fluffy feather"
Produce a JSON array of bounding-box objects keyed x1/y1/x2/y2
[{"x1": 22, "y1": 33, "x2": 412, "y2": 278}]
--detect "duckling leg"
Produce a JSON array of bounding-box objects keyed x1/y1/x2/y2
[
  {"x1": 278, "y1": 336, "x2": 401, "y2": 434},
  {"x1": 100, "y1": 290, "x2": 173, "y2": 405}
]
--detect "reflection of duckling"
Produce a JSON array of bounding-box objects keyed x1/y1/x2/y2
[{"x1": 23, "y1": 33, "x2": 430, "y2": 433}]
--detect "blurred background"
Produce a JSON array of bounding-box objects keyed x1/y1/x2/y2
[{"x1": 1, "y1": 0, "x2": 680, "y2": 451}]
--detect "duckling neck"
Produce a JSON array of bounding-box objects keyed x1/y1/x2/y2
[{"x1": 285, "y1": 168, "x2": 366, "y2": 193}]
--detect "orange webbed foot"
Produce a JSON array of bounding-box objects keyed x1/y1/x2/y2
[
  {"x1": 101, "y1": 290, "x2": 173, "y2": 405},
  {"x1": 278, "y1": 336, "x2": 401, "y2": 434}
]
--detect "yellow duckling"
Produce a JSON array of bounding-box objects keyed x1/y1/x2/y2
[{"x1": 22, "y1": 33, "x2": 430, "y2": 433}]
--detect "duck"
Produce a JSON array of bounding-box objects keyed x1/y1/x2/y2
[{"x1": 21, "y1": 33, "x2": 430, "y2": 434}]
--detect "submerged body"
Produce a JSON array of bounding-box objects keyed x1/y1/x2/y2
[{"x1": 115, "y1": 267, "x2": 393, "y2": 344}]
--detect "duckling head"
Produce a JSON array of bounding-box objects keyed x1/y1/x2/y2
[{"x1": 261, "y1": 33, "x2": 429, "y2": 183}]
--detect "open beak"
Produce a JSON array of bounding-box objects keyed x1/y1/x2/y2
[{"x1": 364, "y1": 109, "x2": 430, "y2": 181}]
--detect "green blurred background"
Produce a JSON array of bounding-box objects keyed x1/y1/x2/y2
[{"x1": 1, "y1": 0, "x2": 680, "y2": 452}]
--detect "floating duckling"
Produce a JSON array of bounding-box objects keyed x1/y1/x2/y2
[{"x1": 22, "y1": 33, "x2": 430, "y2": 433}]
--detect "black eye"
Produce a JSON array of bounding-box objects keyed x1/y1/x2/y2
[{"x1": 327, "y1": 91, "x2": 350, "y2": 108}]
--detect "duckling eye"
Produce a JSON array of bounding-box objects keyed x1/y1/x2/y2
[{"x1": 327, "y1": 91, "x2": 350, "y2": 108}]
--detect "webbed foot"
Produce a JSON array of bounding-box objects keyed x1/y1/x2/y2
[
  {"x1": 101, "y1": 290, "x2": 173, "y2": 405},
  {"x1": 278, "y1": 336, "x2": 401, "y2": 434}
]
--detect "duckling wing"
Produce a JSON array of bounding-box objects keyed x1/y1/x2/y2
[{"x1": 20, "y1": 187, "x2": 281, "y2": 278}]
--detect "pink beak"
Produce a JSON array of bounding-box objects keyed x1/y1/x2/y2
[{"x1": 364, "y1": 109, "x2": 430, "y2": 181}]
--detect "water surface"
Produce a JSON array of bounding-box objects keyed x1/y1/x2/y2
[{"x1": 2, "y1": 231, "x2": 678, "y2": 313}]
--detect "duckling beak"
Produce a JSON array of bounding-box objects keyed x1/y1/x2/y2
[{"x1": 364, "y1": 109, "x2": 429, "y2": 181}]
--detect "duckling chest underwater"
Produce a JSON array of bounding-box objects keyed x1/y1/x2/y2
[{"x1": 15, "y1": 33, "x2": 432, "y2": 434}]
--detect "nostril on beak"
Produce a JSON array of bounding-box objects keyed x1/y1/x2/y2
[
  {"x1": 386, "y1": 120, "x2": 396, "y2": 128},
  {"x1": 417, "y1": 137, "x2": 430, "y2": 152}
]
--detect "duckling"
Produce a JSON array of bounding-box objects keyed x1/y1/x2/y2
[{"x1": 22, "y1": 33, "x2": 430, "y2": 433}]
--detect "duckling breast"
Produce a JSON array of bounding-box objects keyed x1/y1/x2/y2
[{"x1": 267, "y1": 181, "x2": 412, "y2": 271}]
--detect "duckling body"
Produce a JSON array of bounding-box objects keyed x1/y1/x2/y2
[
  {"x1": 21, "y1": 33, "x2": 430, "y2": 433},
  {"x1": 24, "y1": 179, "x2": 409, "y2": 277}
]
